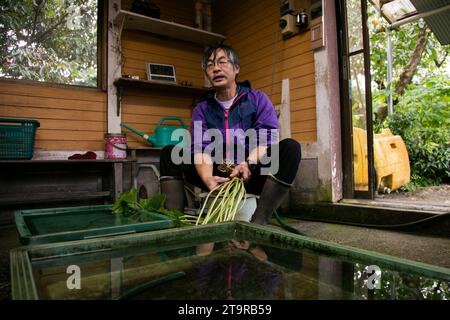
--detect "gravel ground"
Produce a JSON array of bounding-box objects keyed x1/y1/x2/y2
[{"x1": 379, "y1": 184, "x2": 450, "y2": 206}]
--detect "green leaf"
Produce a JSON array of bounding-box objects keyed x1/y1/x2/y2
[
  {"x1": 111, "y1": 188, "x2": 139, "y2": 215},
  {"x1": 138, "y1": 194, "x2": 166, "y2": 211}
]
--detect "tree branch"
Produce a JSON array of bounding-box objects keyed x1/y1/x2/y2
[
  {"x1": 29, "y1": 4, "x2": 41, "y2": 44},
  {"x1": 394, "y1": 26, "x2": 428, "y2": 96},
  {"x1": 30, "y1": 13, "x2": 69, "y2": 45}
]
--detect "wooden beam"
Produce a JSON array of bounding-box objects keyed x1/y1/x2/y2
[{"x1": 279, "y1": 78, "x2": 291, "y2": 140}]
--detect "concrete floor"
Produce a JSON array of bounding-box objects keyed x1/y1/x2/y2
[
  {"x1": 1, "y1": 218, "x2": 449, "y2": 300},
  {"x1": 271, "y1": 218, "x2": 450, "y2": 268}
]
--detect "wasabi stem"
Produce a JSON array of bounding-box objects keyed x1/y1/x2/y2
[{"x1": 196, "y1": 177, "x2": 246, "y2": 225}]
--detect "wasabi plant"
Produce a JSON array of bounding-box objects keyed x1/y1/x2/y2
[
  {"x1": 196, "y1": 161, "x2": 247, "y2": 225},
  {"x1": 111, "y1": 189, "x2": 199, "y2": 227}
]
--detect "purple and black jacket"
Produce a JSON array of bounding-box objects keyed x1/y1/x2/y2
[{"x1": 190, "y1": 84, "x2": 279, "y2": 164}]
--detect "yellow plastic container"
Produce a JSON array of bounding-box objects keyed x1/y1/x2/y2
[
  {"x1": 373, "y1": 128, "x2": 410, "y2": 193},
  {"x1": 353, "y1": 128, "x2": 410, "y2": 192}
]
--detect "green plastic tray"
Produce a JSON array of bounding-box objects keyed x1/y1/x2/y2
[
  {"x1": 10, "y1": 222, "x2": 450, "y2": 300},
  {"x1": 14, "y1": 205, "x2": 175, "y2": 245}
]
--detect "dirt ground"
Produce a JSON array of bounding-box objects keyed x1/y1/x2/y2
[{"x1": 378, "y1": 184, "x2": 450, "y2": 205}]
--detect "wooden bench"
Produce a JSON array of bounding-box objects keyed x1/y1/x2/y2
[{"x1": 0, "y1": 159, "x2": 134, "y2": 223}]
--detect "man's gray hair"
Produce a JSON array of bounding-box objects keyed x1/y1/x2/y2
[{"x1": 202, "y1": 44, "x2": 240, "y2": 71}]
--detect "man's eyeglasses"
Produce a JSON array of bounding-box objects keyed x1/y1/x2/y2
[{"x1": 205, "y1": 59, "x2": 231, "y2": 71}]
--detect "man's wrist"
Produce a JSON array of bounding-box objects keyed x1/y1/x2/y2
[
  {"x1": 244, "y1": 159, "x2": 257, "y2": 172},
  {"x1": 239, "y1": 160, "x2": 249, "y2": 168}
]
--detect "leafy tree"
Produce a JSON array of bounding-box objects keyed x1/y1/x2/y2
[
  {"x1": 0, "y1": 0, "x2": 98, "y2": 87},
  {"x1": 367, "y1": 3, "x2": 450, "y2": 187},
  {"x1": 368, "y1": 5, "x2": 450, "y2": 123},
  {"x1": 387, "y1": 75, "x2": 450, "y2": 185}
]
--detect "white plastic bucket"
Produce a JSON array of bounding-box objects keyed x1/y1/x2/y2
[
  {"x1": 199, "y1": 193, "x2": 258, "y2": 222},
  {"x1": 104, "y1": 134, "x2": 127, "y2": 159}
]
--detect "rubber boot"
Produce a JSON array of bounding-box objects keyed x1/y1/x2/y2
[
  {"x1": 250, "y1": 175, "x2": 291, "y2": 225},
  {"x1": 160, "y1": 176, "x2": 185, "y2": 213}
]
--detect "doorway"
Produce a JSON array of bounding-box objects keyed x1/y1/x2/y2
[{"x1": 337, "y1": 0, "x2": 376, "y2": 199}]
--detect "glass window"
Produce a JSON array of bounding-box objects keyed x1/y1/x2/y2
[
  {"x1": 0, "y1": 0, "x2": 99, "y2": 87},
  {"x1": 346, "y1": 0, "x2": 364, "y2": 53}
]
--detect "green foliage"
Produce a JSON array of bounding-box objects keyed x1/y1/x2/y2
[
  {"x1": 368, "y1": 4, "x2": 450, "y2": 187},
  {"x1": 385, "y1": 75, "x2": 450, "y2": 185},
  {"x1": 111, "y1": 189, "x2": 198, "y2": 227},
  {"x1": 369, "y1": 10, "x2": 450, "y2": 91},
  {"x1": 0, "y1": 0, "x2": 98, "y2": 86},
  {"x1": 400, "y1": 174, "x2": 433, "y2": 192},
  {"x1": 353, "y1": 264, "x2": 449, "y2": 300}
]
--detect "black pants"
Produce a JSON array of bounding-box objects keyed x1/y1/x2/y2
[{"x1": 160, "y1": 138, "x2": 301, "y2": 195}]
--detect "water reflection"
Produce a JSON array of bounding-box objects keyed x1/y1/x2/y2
[
  {"x1": 353, "y1": 264, "x2": 450, "y2": 300},
  {"x1": 33, "y1": 239, "x2": 449, "y2": 300}
]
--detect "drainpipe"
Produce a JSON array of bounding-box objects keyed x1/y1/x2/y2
[{"x1": 387, "y1": 30, "x2": 393, "y2": 117}]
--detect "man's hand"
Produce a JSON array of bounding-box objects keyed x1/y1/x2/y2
[
  {"x1": 229, "y1": 161, "x2": 251, "y2": 182},
  {"x1": 204, "y1": 176, "x2": 229, "y2": 191},
  {"x1": 229, "y1": 240, "x2": 267, "y2": 261}
]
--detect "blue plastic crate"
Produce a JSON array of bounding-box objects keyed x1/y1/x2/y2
[{"x1": 0, "y1": 118, "x2": 40, "y2": 159}]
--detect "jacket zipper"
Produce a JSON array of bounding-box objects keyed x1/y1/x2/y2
[
  {"x1": 223, "y1": 93, "x2": 245, "y2": 161},
  {"x1": 224, "y1": 109, "x2": 230, "y2": 160}
]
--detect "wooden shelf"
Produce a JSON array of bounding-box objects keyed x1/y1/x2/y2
[
  {"x1": 114, "y1": 10, "x2": 226, "y2": 46},
  {"x1": 0, "y1": 191, "x2": 111, "y2": 206},
  {"x1": 114, "y1": 78, "x2": 211, "y2": 95},
  {"x1": 114, "y1": 78, "x2": 212, "y2": 116}
]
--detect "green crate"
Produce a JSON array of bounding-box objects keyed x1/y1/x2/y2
[
  {"x1": 0, "y1": 118, "x2": 40, "y2": 159},
  {"x1": 14, "y1": 204, "x2": 175, "y2": 245}
]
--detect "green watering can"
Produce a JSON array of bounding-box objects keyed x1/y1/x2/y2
[{"x1": 121, "y1": 116, "x2": 187, "y2": 148}]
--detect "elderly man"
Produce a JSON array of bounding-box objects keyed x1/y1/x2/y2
[{"x1": 159, "y1": 44, "x2": 301, "y2": 225}]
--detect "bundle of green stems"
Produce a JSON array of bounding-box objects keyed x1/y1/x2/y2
[{"x1": 195, "y1": 177, "x2": 246, "y2": 225}]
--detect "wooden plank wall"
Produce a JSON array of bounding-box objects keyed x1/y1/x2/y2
[
  {"x1": 214, "y1": 0, "x2": 317, "y2": 143},
  {"x1": 0, "y1": 80, "x2": 106, "y2": 151},
  {"x1": 120, "y1": 0, "x2": 201, "y2": 148},
  {"x1": 0, "y1": 0, "x2": 317, "y2": 152}
]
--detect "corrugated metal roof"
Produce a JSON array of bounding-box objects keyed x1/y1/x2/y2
[{"x1": 411, "y1": 0, "x2": 450, "y2": 45}]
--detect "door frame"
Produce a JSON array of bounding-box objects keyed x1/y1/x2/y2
[{"x1": 336, "y1": 0, "x2": 376, "y2": 199}]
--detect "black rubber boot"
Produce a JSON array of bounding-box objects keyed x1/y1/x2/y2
[
  {"x1": 250, "y1": 175, "x2": 291, "y2": 225},
  {"x1": 160, "y1": 176, "x2": 185, "y2": 212}
]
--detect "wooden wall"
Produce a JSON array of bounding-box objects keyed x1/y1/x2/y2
[
  {"x1": 0, "y1": 0, "x2": 317, "y2": 152},
  {"x1": 214, "y1": 0, "x2": 317, "y2": 143},
  {"x1": 121, "y1": 0, "x2": 202, "y2": 148},
  {"x1": 0, "y1": 80, "x2": 106, "y2": 151}
]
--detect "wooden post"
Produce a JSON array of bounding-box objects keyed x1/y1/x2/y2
[
  {"x1": 113, "y1": 162, "x2": 123, "y2": 200},
  {"x1": 279, "y1": 78, "x2": 291, "y2": 140}
]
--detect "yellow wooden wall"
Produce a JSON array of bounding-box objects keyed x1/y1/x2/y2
[
  {"x1": 0, "y1": 0, "x2": 317, "y2": 152},
  {"x1": 214, "y1": 0, "x2": 317, "y2": 143},
  {"x1": 120, "y1": 0, "x2": 202, "y2": 148},
  {"x1": 0, "y1": 80, "x2": 106, "y2": 150}
]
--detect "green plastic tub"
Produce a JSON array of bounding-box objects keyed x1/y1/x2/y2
[
  {"x1": 14, "y1": 204, "x2": 175, "y2": 245},
  {"x1": 10, "y1": 222, "x2": 450, "y2": 300}
]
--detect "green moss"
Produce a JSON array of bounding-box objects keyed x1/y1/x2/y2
[{"x1": 318, "y1": 181, "x2": 333, "y2": 202}]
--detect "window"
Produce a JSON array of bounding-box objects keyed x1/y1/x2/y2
[{"x1": 0, "y1": 0, "x2": 100, "y2": 87}]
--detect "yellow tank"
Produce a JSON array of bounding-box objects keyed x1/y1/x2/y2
[
  {"x1": 353, "y1": 128, "x2": 410, "y2": 193},
  {"x1": 373, "y1": 128, "x2": 410, "y2": 193},
  {"x1": 353, "y1": 127, "x2": 369, "y2": 191}
]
